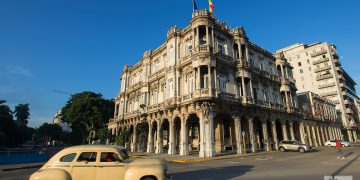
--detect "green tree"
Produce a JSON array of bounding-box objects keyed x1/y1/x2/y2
[
  {"x1": 0, "y1": 100, "x2": 16, "y2": 146},
  {"x1": 14, "y1": 103, "x2": 30, "y2": 126},
  {"x1": 97, "y1": 127, "x2": 110, "y2": 144},
  {"x1": 62, "y1": 91, "x2": 114, "y2": 144},
  {"x1": 115, "y1": 130, "x2": 130, "y2": 146},
  {"x1": 37, "y1": 123, "x2": 63, "y2": 144}
]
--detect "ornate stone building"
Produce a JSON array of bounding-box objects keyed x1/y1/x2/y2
[{"x1": 108, "y1": 10, "x2": 342, "y2": 157}]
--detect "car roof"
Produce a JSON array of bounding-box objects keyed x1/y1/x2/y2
[
  {"x1": 45, "y1": 145, "x2": 126, "y2": 165},
  {"x1": 61, "y1": 145, "x2": 126, "y2": 153}
]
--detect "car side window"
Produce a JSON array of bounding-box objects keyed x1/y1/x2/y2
[
  {"x1": 100, "y1": 152, "x2": 121, "y2": 162},
  {"x1": 60, "y1": 153, "x2": 77, "y2": 162},
  {"x1": 77, "y1": 152, "x2": 97, "y2": 162}
]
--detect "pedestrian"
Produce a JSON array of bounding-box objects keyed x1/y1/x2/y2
[{"x1": 335, "y1": 140, "x2": 345, "y2": 159}]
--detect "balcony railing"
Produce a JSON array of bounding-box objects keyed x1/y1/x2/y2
[
  {"x1": 311, "y1": 49, "x2": 327, "y2": 57},
  {"x1": 182, "y1": 93, "x2": 193, "y2": 101},
  {"x1": 320, "y1": 91, "x2": 338, "y2": 97},
  {"x1": 215, "y1": 52, "x2": 233, "y2": 63},
  {"x1": 312, "y1": 57, "x2": 329, "y2": 65},
  {"x1": 314, "y1": 65, "x2": 331, "y2": 73},
  {"x1": 219, "y1": 92, "x2": 236, "y2": 102},
  {"x1": 316, "y1": 73, "x2": 333, "y2": 81},
  {"x1": 318, "y1": 82, "x2": 336, "y2": 89}
]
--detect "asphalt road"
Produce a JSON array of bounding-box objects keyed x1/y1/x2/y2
[{"x1": 1, "y1": 146, "x2": 359, "y2": 180}]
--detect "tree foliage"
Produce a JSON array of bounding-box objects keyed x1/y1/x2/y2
[
  {"x1": 62, "y1": 91, "x2": 114, "y2": 144},
  {"x1": 14, "y1": 103, "x2": 30, "y2": 126},
  {"x1": 0, "y1": 100, "x2": 33, "y2": 147},
  {"x1": 115, "y1": 130, "x2": 130, "y2": 147}
]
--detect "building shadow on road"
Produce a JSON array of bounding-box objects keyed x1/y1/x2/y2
[{"x1": 170, "y1": 165, "x2": 253, "y2": 180}]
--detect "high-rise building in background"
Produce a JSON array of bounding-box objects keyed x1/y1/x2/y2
[{"x1": 277, "y1": 42, "x2": 359, "y2": 142}]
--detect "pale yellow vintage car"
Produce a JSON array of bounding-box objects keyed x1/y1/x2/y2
[{"x1": 30, "y1": 145, "x2": 170, "y2": 180}]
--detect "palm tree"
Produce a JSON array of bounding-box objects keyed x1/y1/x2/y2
[{"x1": 14, "y1": 103, "x2": 30, "y2": 126}]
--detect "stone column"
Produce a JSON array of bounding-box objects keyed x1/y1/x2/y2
[
  {"x1": 280, "y1": 65, "x2": 285, "y2": 77},
  {"x1": 311, "y1": 126, "x2": 318, "y2": 146},
  {"x1": 245, "y1": 45, "x2": 250, "y2": 63},
  {"x1": 208, "y1": 65, "x2": 213, "y2": 96},
  {"x1": 281, "y1": 121, "x2": 289, "y2": 141},
  {"x1": 299, "y1": 122, "x2": 306, "y2": 144},
  {"x1": 211, "y1": 27, "x2": 215, "y2": 51},
  {"x1": 180, "y1": 118, "x2": 189, "y2": 155},
  {"x1": 131, "y1": 124, "x2": 137, "y2": 152},
  {"x1": 234, "y1": 116, "x2": 244, "y2": 154},
  {"x1": 320, "y1": 126, "x2": 325, "y2": 145},
  {"x1": 306, "y1": 124, "x2": 313, "y2": 146},
  {"x1": 242, "y1": 77, "x2": 247, "y2": 98},
  {"x1": 205, "y1": 111, "x2": 215, "y2": 157},
  {"x1": 196, "y1": 67, "x2": 200, "y2": 90},
  {"x1": 214, "y1": 67, "x2": 218, "y2": 97},
  {"x1": 353, "y1": 130, "x2": 358, "y2": 142},
  {"x1": 156, "y1": 121, "x2": 163, "y2": 154},
  {"x1": 262, "y1": 120, "x2": 270, "y2": 151},
  {"x1": 289, "y1": 121, "x2": 295, "y2": 140},
  {"x1": 199, "y1": 116, "x2": 206, "y2": 157},
  {"x1": 196, "y1": 27, "x2": 199, "y2": 48},
  {"x1": 147, "y1": 122, "x2": 154, "y2": 153},
  {"x1": 249, "y1": 79, "x2": 254, "y2": 100},
  {"x1": 324, "y1": 126, "x2": 329, "y2": 141},
  {"x1": 316, "y1": 126, "x2": 322, "y2": 146},
  {"x1": 168, "y1": 121, "x2": 175, "y2": 155},
  {"x1": 206, "y1": 26, "x2": 209, "y2": 46},
  {"x1": 347, "y1": 130, "x2": 353, "y2": 142},
  {"x1": 248, "y1": 118, "x2": 256, "y2": 153},
  {"x1": 271, "y1": 120, "x2": 279, "y2": 150}
]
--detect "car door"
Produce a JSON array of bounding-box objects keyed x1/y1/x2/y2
[
  {"x1": 96, "y1": 151, "x2": 127, "y2": 180},
  {"x1": 287, "y1": 141, "x2": 297, "y2": 150},
  {"x1": 71, "y1": 151, "x2": 98, "y2": 180}
]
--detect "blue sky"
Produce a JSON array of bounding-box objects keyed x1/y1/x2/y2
[{"x1": 1, "y1": 0, "x2": 360, "y2": 127}]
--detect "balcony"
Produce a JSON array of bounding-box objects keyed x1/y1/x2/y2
[
  {"x1": 219, "y1": 92, "x2": 236, "y2": 102},
  {"x1": 214, "y1": 52, "x2": 233, "y2": 64},
  {"x1": 344, "y1": 100, "x2": 351, "y2": 105},
  {"x1": 182, "y1": 93, "x2": 193, "y2": 101},
  {"x1": 314, "y1": 65, "x2": 331, "y2": 73},
  {"x1": 311, "y1": 49, "x2": 327, "y2": 57},
  {"x1": 237, "y1": 61, "x2": 250, "y2": 68},
  {"x1": 316, "y1": 73, "x2": 333, "y2": 81},
  {"x1": 318, "y1": 82, "x2": 336, "y2": 89},
  {"x1": 346, "y1": 108, "x2": 354, "y2": 114},
  {"x1": 312, "y1": 57, "x2": 329, "y2": 65},
  {"x1": 196, "y1": 45, "x2": 211, "y2": 53},
  {"x1": 320, "y1": 91, "x2": 338, "y2": 97}
]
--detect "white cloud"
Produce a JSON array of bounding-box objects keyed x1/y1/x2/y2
[{"x1": 0, "y1": 64, "x2": 32, "y2": 79}]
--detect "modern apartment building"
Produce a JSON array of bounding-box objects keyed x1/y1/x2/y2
[
  {"x1": 108, "y1": 11, "x2": 343, "y2": 157},
  {"x1": 278, "y1": 42, "x2": 359, "y2": 142}
]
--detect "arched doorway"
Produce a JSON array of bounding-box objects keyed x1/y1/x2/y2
[
  {"x1": 214, "y1": 113, "x2": 236, "y2": 153},
  {"x1": 161, "y1": 119, "x2": 170, "y2": 153},
  {"x1": 253, "y1": 117, "x2": 264, "y2": 151},
  {"x1": 276, "y1": 120, "x2": 283, "y2": 141},
  {"x1": 135, "y1": 122, "x2": 149, "y2": 152},
  {"x1": 174, "y1": 117, "x2": 181, "y2": 154},
  {"x1": 187, "y1": 113, "x2": 200, "y2": 154},
  {"x1": 240, "y1": 116, "x2": 250, "y2": 153}
]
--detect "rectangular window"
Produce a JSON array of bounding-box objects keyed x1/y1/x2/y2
[
  {"x1": 77, "y1": 152, "x2": 97, "y2": 162},
  {"x1": 168, "y1": 79, "x2": 174, "y2": 98},
  {"x1": 300, "y1": 69, "x2": 303, "y2": 73},
  {"x1": 298, "y1": 62, "x2": 302, "y2": 66},
  {"x1": 100, "y1": 152, "x2": 120, "y2": 162}
]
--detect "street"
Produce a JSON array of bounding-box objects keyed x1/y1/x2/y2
[{"x1": 1, "y1": 146, "x2": 359, "y2": 180}]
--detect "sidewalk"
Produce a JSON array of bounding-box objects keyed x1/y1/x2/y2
[{"x1": 130, "y1": 150, "x2": 277, "y2": 163}]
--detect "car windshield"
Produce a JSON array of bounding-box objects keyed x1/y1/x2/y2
[{"x1": 118, "y1": 149, "x2": 129, "y2": 160}]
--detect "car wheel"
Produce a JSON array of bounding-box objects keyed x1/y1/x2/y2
[
  {"x1": 141, "y1": 177, "x2": 157, "y2": 180},
  {"x1": 328, "y1": 144, "x2": 331, "y2": 147},
  {"x1": 299, "y1": 147, "x2": 305, "y2": 153},
  {"x1": 279, "y1": 147, "x2": 285, "y2": 152},
  {"x1": 342, "y1": 144, "x2": 345, "y2": 147}
]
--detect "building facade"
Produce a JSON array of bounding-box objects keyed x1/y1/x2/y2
[
  {"x1": 53, "y1": 109, "x2": 72, "y2": 133},
  {"x1": 108, "y1": 11, "x2": 343, "y2": 157},
  {"x1": 297, "y1": 91, "x2": 342, "y2": 146},
  {"x1": 278, "y1": 43, "x2": 359, "y2": 142}
]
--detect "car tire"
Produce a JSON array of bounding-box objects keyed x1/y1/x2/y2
[
  {"x1": 279, "y1": 147, "x2": 285, "y2": 152},
  {"x1": 342, "y1": 144, "x2": 345, "y2": 147},
  {"x1": 141, "y1": 177, "x2": 157, "y2": 180},
  {"x1": 299, "y1": 147, "x2": 305, "y2": 153}
]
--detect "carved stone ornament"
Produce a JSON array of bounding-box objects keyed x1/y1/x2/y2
[{"x1": 201, "y1": 102, "x2": 213, "y2": 123}]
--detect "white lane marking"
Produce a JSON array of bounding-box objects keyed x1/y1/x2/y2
[
  {"x1": 227, "y1": 161, "x2": 245, "y2": 164},
  {"x1": 254, "y1": 156, "x2": 274, "y2": 161},
  {"x1": 321, "y1": 161, "x2": 339, "y2": 165}
]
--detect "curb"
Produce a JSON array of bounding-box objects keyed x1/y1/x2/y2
[{"x1": 167, "y1": 151, "x2": 275, "y2": 163}]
